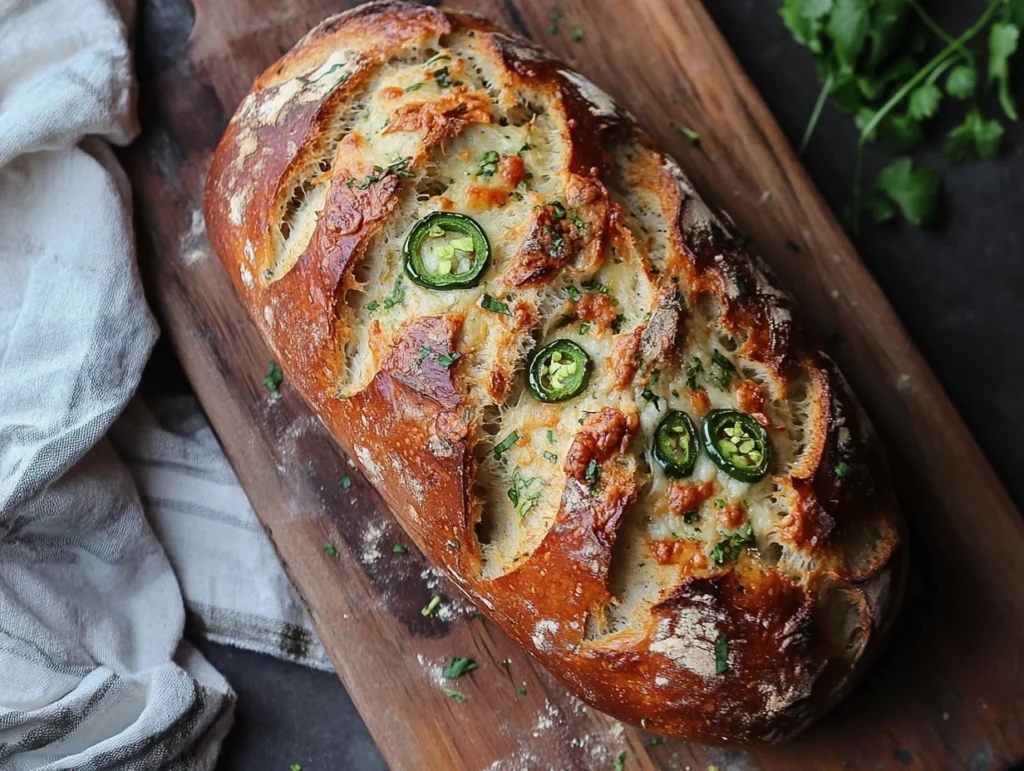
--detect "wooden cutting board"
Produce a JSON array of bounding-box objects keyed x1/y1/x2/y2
[{"x1": 126, "y1": 0, "x2": 1024, "y2": 768}]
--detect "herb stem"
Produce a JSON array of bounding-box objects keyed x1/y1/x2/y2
[
  {"x1": 851, "y1": 0, "x2": 1002, "y2": 232},
  {"x1": 799, "y1": 72, "x2": 834, "y2": 154},
  {"x1": 907, "y1": 0, "x2": 975, "y2": 65}
]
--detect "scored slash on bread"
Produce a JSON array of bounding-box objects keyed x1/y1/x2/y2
[{"x1": 204, "y1": 0, "x2": 907, "y2": 744}]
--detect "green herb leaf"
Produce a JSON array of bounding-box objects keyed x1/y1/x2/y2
[
  {"x1": 422, "y1": 595, "x2": 442, "y2": 617},
  {"x1": 945, "y1": 108, "x2": 1004, "y2": 162},
  {"x1": 437, "y1": 352, "x2": 462, "y2": 368},
  {"x1": 614, "y1": 751, "x2": 627, "y2": 771},
  {"x1": 866, "y1": 193, "x2": 896, "y2": 223},
  {"x1": 715, "y1": 632, "x2": 729, "y2": 674},
  {"x1": 988, "y1": 22, "x2": 1020, "y2": 120},
  {"x1": 392, "y1": 543, "x2": 407, "y2": 554},
  {"x1": 404, "y1": 81, "x2": 424, "y2": 93},
  {"x1": 578, "y1": 322, "x2": 591, "y2": 335},
  {"x1": 543, "y1": 451, "x2": 559, "y2": 463},
  {"x1": 323, "y1": 542, "x2": 339, "y2": 557},
  {"x1": 641, "y1": 388, "x2": 661, "y2": 410},
  {"x1": 584, "y1": 458, "x2": 601, "y2": 492},
  {"x1": 516, "y1": 686, "x2": 528, "y2": 696},
  {"x1": 670, "y1": 122, "x2": 700, "y2": 146},
  {"x1": 339, "y1": 474, "x2": 352, "y2": 490},
  {"x1": 441, "y1": 687, "x2": 465, "y2": 702},
  {"x1": 263, "y1": 362, "x2": 284, "y2": 400},
  {"x1": 834, "y1": 461, "x2": 853, "y2": 478},
  {"x1": 290, "y1": 764, "x2": 302, "y2": 771},
  {"x1": 874, "y1": 157, "x2": 940, "y2": 226},
  {"x1": 779, "y1": 0, "x2": 826, "y2": 54},
  {"x1": 547, "y1": 429, "x2": 556, "y2": 444},
  {"x1": 683, "y1": 509, "x2": 700, "y2": 525},
  {"x1": 907, "y1": 83, "x2": 941, "y2": 121},
  {"x1": 441, "y1": 656, "x2": 479, "y2": 679},
  {"x1": 946, "y1": 65, "x2": 978, "y2": 99},
  {"x1": 475, "y1": 150, "x2": 500, "y2": 177},
  {"x1": 493, "y1": 431, "x2": 519, "y2": 460},
  {"x1": 826, "y1": 0, "x2": 871, "y2": 71},
  {"x1": 571, "y1": 25, "x2": 584, "y2": 42},
  {"x1": 481, "y1": 293, "x2": 512, "y2": 315},
  {"x1": 878, "y1": 112, "x2": 924, "y2": 152},
  {"x1": 508, "y1": 466, "x2": 545, "y2": 517},
  {"x1": 364, "y1": 300, "x2": 379, "y2": 311},
  {"x1": 567, "y1": 285, "x2": 582, "y2": 303}
]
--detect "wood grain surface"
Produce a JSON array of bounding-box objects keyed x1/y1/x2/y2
[{"x1": 126, "y1": 0, "x2": 1024, "y2": 768}]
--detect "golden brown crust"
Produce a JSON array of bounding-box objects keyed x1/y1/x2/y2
[{"x1": 204, "y1": 0, "x2": 906, "y2": 744}]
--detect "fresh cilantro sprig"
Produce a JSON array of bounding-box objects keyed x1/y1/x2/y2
[{"x1": 781, "y1": 0, "x2": 1021, "y2": 230}]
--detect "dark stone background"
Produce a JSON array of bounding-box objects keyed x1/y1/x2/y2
[{"x1": 135, "y1": 1, "x2": 1023, "y2": 768}]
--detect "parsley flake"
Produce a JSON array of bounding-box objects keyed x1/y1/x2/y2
[
  {"x1": 715, "y1": 632, "x2": 729, "y2": 674},
  {"x1": 263, "y1": 362, "x2": 284, "y2": 400},
  {"x1": 323, "y1": 542, "x2": 339, "y2": 557},
  {"x1": 481, "y1": 293, "x2": 511, "y2": 315},
  {"x1": 339, "y1": 474, "x2": 352, "y2": 490},
  {"x1": 392, "y1": 543, "x2": 407, "y2": 554},
  {"x1": 441, "y1": 656, "x2": 478, "y2": 679},
  {"x1": 441, "y1": 687, "x2": 465, "y2": 702},
  {"x1": 834, "y1": 461, "x2": 853, "y2": 478},
  {"x1": 493, "y1": 431, "x2": 519, "y2": 460},
  {"x1": 670, "y1": 122, "x2": 700, "y2": 146},
  {"x1": 475, "y1": 150, "x2": 500, "y2": 177}
]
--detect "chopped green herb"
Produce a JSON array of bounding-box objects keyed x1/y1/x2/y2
[
  {"x1": 584, "y1": 458, "x2": 601, "y2": 492},
  {"x1": 392, "y1": 543, "x2": 407, "y2": 554},
  {"x1": 290, "y1": 764, "x2": 303, "y2": 771},
  {"x1": 715, "y1": 499, "x2": 726, "y2": 508},
  {"x1": 546, "y1": 429, "x2": 556, "y2": 443},
  {"x1": 946, "y1": 65, "x2": 978, "y2": 99},
  {"x1": 685, "y1": 357, "x2": 705, "y2": 391},
  {"x1": 567, "y1": 285, "x2": 582, "y2": 303},
  {"x1": 263, "y1": 362, "x2": 284, "y2": 400},
  {"x1": 571, "y1": 25, "x2": 584, "y2": 42},
  {"x1": 422, "y1": 595, "x2": 442, "y2": 617},
  {"x1": 508, "y1": 466, "x2": 545, "y2": 517},
  {"x1": 357, "y1": 157, "x2": 412, "y2": 189},
  {"x1": 683, "y1": 509, "x2": 700, "y2": 524},
  {"x1": 614, "y1": 751, "x2": 627, "y2": 771},
  {"x1": 710, "y1": 521, "x2": 755, "y2": 566},
  {"x1": 580, "y1": 277, "x2": 609, "y2": 294},
  {"x1": 709, "y1": 350, "x2": 735, "y2": 389},
  {"x1": 543, "y1": 451, "x2": 559, "y2": 463},
  {"x1": 516, "y1": 686, "x2": 528, "y2": 696},
  {"x1": 548, "y1": 9, "x2": 561, "y2": 36},
  {"x1": 481, "y1": 293, "x2": 511, "y2": 315},
  {"x1": 382, "y1": 274, "x2": 406, "y2": 310},
  {"x1": 578, "y1": 322, "x2": 591, "y2": 335},
  {"x1": 323, "y1": 542, "x2": 339, "y2": 557},
  {"x1": 475, "y1": 150, "x2": 500, "y2": 177},
  {"x1": 650, "y1": 368, "x2": 661, "y2": 386},
  {"x1": 493, "y1": 431, "x2": 519, "y2": 460},
  {"x1": 834, "y1": 461, "x2": 853, "y2": 478},
  {"x1": 715, "y1": 632, "x2": 729, "y2": 674},
  {"x1": 441, "y1": 687, "x2": 465, "y2": 702},
  {"x1": 339, "y1": 474, "x2": 352, "y2": 490},
  {"x1": 364, "y1": 300, "x2": 379, "y2": 311},
  {"x1": 441, "y1": 656, "x2": 479, "y2": 679},
  {"x1": 611, "y1": 314, "x2": 626, "y2": 333},
  {"x1": 641, "y1": 387, "x2": 661, "y2": 410},
  {"x1": 404, "y1": 81, "x2": 424, "y2": 93},
  {"x1": 433, "y1": 66, "x2": 453, "y2": 88},
  {"x1": 519, "y1": 142, "x2": 535, "y2": 154},
  {"x1": 670, "y1": 122, "x2": 700, "y2": 146},
  {"x1": 296, "y1": 63, "x2": 347, "y2": 85},
  {"x1": 649, "y1": 737, "x2": 664, "y2": 747},
  {"x1": 425, "y1": 52, "x2": 451, "y2": 66},
  {"x1": 437, "y1": 352, "x2": 462, "y2": 368}
]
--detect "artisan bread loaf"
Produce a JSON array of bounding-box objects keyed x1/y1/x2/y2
[{"x1": 204, "y1": 0, "x2": 907, "y2": 743}]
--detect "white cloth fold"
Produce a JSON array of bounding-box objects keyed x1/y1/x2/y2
[{"x1": 0, "y1": 0, "x2": 326, "y2": 767}]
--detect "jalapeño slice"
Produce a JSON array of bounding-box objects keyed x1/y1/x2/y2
[
  {"x1": 653, "y1": 411, "x2": 699, "y2": 478},
  {"x1": 527, "y1": 340, "x2": 590, "y2": 403},
  {"x1": 403, "y1": 212, "x2": 490, "y2": 289},
  {"x1": 702, "y1": 409, "x2": 772, "y2": 483}
]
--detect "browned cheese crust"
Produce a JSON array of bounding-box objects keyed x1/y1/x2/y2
[{"x1": 204, "y1": 0, "x2": 907, "y2": 743}]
